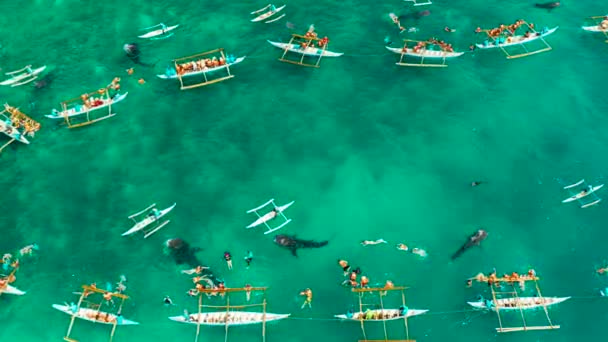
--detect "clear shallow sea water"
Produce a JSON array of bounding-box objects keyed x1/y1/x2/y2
[{"x1": 1, "y1": 0, "x2": 608, "y2": 341}]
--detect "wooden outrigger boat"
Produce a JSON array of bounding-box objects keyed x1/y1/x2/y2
[
  {"x1": 469, "y1": 269, "x2": 563, "y2": 333},
  {"x1": 386, "y1": 38, "x2": 463, "y2": 67},
  {"x1": 55, "y1": 284, "x2": 138, "y2": 341},
  {"x1": 46, "y1": 78, "x2": 127, "y2": 129},
  {"x1": 475, "y1": 20, "x2": 557, "y2": 59},
  {"x1": 169, "y1": 311, "x2": 290, "y2": 326},
  {"x1": 582, "y1": 15, "x2": 608, "y2": 42},
  {"x1": 468, "y1": 296, "x2": 570, "y2": 311},
  {"x1": 562, "y1": 179, "x2": 602, "y2": 208},
  {"x1": 250, "y1": 4, "x2": 286, "y2": 23},
  {"x1": 122, "y1": 202, "x2": 176, "y2": 238},
  {"x1": 0, "y1": 65, "x2": 46, "y2": 87},
  {"x1": 334, "y1": 308, "x2": 428, "y2": 321},
  {"x1": 268, "y1": 25, "x2": 343, "y2": 67},
  {"x1": 157, "y1": 48, "x2": 245, "y2": 90},
  {"x1": 246, "y1": 199, "x2": 294, "y2": 234},
  {"x1": 404, "y1": 0, "x2": 432, "y2": 6},
  {"x1": 180, "y1": 285, "x2": 287, "y2": 342},
  {"x1": 0, "y1": 103, "x2": 40, "y2": 154},
  {"x1": 138, "y1": 23, "x2": 179, "y2": 40}
]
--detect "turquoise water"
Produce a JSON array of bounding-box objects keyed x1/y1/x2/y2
[{"x1": 1, "y1": 0, "x2": 608, "y2": 341}]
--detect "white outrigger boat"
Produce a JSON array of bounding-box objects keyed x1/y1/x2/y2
[
  {"x1": 386, "y1": 46, "x2": 464, "y2": 58},
  {"x1": 476, "y1": 26, "x2": 558, "y2": 49},
  {"x1": 0, "y1": 114, "x2": 29, "y2": 145},
  {"x1": 251, "y1": 4, "x2": 286, "y2": 23},
  {"x1": 582, "y1": 15, "x2": 608, "y2": 42},
  {"x1": 52, "y1": 304, "x2": 140, "y2": 325},
  {"x1": 1, "y1": 284, "x2": 26, "y2": 295},
  {"x1": 334, "y1": 308, "x2": 428, "y2": 321},
  {"x1": 157, "y1": 56, "x2": 246, "y2": 80},
  {"x1": 562, "y1": 179, "x2": 603, "y2": 208},
  {"x1": 246, "y1": 199, "x2": 294, "y2": 234},
  {"x1": 0, "y1": 65, "x2": 46, "y2": 87},
  {"x1": 138, "y1": 23, "x2": 179, "y2": 40},
  {"x1": 45, "y1": 92, "x2": 128, "y2": 120},
  {"x1": 468, "y1": 296, "x2": 570, "y2": 311},
  {"x1": 169, "y1": 311, "x2": 290, "y2": 326},
  {"x1": 122, "y1": 202, "x2": 176, "y2": 238},
  {"x1": 267, "y1": 40, "x2": 344, "y2": 57}
]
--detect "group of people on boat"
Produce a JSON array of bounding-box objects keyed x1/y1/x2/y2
[
  {"x1": 301, "y1": 25, "x2": 330, "y2": 49},
  {"x1": 476, "y1": 20, "x2": 532, "y2": 38},
  {"x1": 471, "y1": 269, "x2": 537, "y2": 289},
  {"x1": 2, "y1": 106, "x2": 40, "y2": 137},
  {"x1": 175, "y1": 56, "x2": 229, "y2": 75},
  {"x1": 404, "y1": 38, "x2": 455, "y2": 54},
  {"x1": 79, "y1": 78, "x2": 122, "y2": 110},
  {"x1": 350, "y1": 305, "x2": 409, "y2": 320}
]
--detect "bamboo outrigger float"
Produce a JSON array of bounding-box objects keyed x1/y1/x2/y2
[
  {"x1": 386, "y1": 38, "x2": 464, "y2": 67},
  {"x1": 171, "y1": 285, "x2": 289, "y2": 342},
  {"x1": 468, "y1": 269, "x2": 565, "y2": 333},
  {"x1": 46, "y1": 78, "x2": 127, "y2": 129},
  {"x1": 267, "y1": 25, "x2": 343, "y2": 68},
  {"x1": 53, "y1": 284, "x2": 138, "y2": 342},
  {"x1": 582, "y1": 15, "x2": 608, "y2": 42},
  {"x1": 475, "y1": 20, "x2": 557, "y2": 59},
  {"x1": 157, "y1": 48, "x2": 245, "y2": 90},
  {"x1": 0, "y1": 103, "x2": 40, "y2": 154},
  {"x1": 339, "y1": 284, "x2": 426, "y2": 342}
]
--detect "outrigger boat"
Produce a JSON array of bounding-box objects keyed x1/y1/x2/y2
[
  {"x1": 334, "y1": 308, "x2": 428, "y2": 321},
  {"x1": 55, "y1": 284, "x2": 138, "y2": 341},
  {"x1": 404, "y1": 0, "x2": 432, "y2": 6},
  {"x1": 122, "y1": 202, "x2": 176, "y2": 238},
  {"x1": 46, "y1": 78, "x2": 127, "y2": 128},
  {"x1": 475, "y1": 20, "x2": 557, "y2": 59},
  {"x1": 582, "y1": 15, "x2": 608, "y2": 42},
  {"x1": 169, "y1": 311, "x2": 290, "y2": 326},
  {"x1": 468, "y1": 296, "x2": 570, "y2": 311},
  {"x1": 2, "y1": 284, "x2": 26, "y2": 295},
  {"x1": 562, "y1": 179, "x2": 603, "y2": 208},
  {"x1": 250, "y1": 4, "x2": 286, "y2": 23},
  {"x1": 0, "y1": 103, "x2": 40, "y2": 153},
  {"x1": 138, "y1": 23, "x2": 179, "y2": 40},
  {"x1": 269, "y1": 25, "x2": 343, "y2": 67},
  {"x1": 246, "y1": 199, "x2": 294, "y2": 234},
  {"x1": 157, "y1": 48, "x2": 245, "y2": 90},
  {"x1": 0, "y1": 65, "x2": 46, "y2": 87},
  {"x1": 386, "y1": 38, "x2": 463, "y2": 67}
]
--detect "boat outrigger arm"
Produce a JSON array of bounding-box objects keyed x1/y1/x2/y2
[
  {"x1": 246, "y1": 199, "x2": 294, "y2": 234},
  {"x1": 404, "y1": 0, "x2": 432, "y2": 6},
  {"x1": 562, "y1": 179, "x2": 603, "y2": 208}
]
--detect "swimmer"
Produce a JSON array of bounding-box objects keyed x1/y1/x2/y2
[
  {"x1": 126, "y1": 68, "x2": 134, "y2": 75},
  {"x1": 244, "y1": 251, "x2": 253, "y2": 268},
  {"x1": 300, "y1": 288, "x2": 313, "y2": 309},
  {"x1": 181, "y1": 266, "x2": 210, "y2": 275},
  {"x1": 384, "y1": 36, "x2": 392, "y2": 46},
  {"x1": 361, "y1": 239, "x2": 388, "y2": 246},
  {"x1": 597, "y1": 267, "x2": 608, "y2": 274},
  {"x1": 224, "y1": 252, "x2": 233, "y2": 270},
  {"x1": 138, "y1": 78, "x2": 145, "y2": 84},
  {"x1": 19, "y1": 244, "x2": 38, "y2": 256},
  {"x1": 103, "y1": 292, "x2": 114, "y2": 305},
  {"x1": 338, "y1": 259, "x2": 351, "y2": 275},
  {"x1": 163, "y1": 296, "x2": 174, "y2": 306},
  {"x1": 412, "y1": 248, "x2": 427, "y2": 258},
  {"x1": 396, "y1": 243, "x2": 409, "y2": 252},
  {"x1": 245, "y1": 284, "x2": 252, "y2": 301},
  {"x1": 444, "y1": 27, "x2": 456, "y2": 33},
  {"x1": 471, "y1": 181, "x2": 485, "y2": 187}
]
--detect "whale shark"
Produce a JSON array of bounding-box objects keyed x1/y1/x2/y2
[
  {"x1": 273, "y1": 234, "x2": 328, "y2": 257},
  {"x1": 165, "y1": 238, "x2": 221, "y2": 285},
  {"x1": 451, "y1": 229, "x2": 487, "y2": 261},
  {"x1": 535, "y1": 1, "x2": 560, "y2": 10}
]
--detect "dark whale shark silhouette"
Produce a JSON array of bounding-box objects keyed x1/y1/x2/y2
[
  {"x1": 165, "y1": 238, "x2": 220, "y2": 284},
  {"x1": 273, "y1": 234, "x2": 328, "y2": 257},
  {"x1": 451, "y1": 229, "x2": 488, "y2": 261}
]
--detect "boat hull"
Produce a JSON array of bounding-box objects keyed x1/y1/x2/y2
[
  {"x1": 45, "y1": 92, "x2": 128, "y2": 119},
  {"x1": 562, "y1": 185, "x2": 604, "y2": 203},
  {"x1": 467, "y1": 296, "x2": 570, "y2": 311},
  {"x1": 122, "y1": 203, "x2": 176, "y2": 236},
  {"x1": 0, "y1": 66, "x2": 47, "y2": 86},
  {"x1": 0, "y1": 120, "x2": 29, "y2": 144},
  {"x1": 475, "y1": 26, "x2": 559, "y2": 49},
  {"x1": 169, "y1": 311, "x2": 290, "y2": 326},
  {"x1": 334, "y1": 308, "x2": 428, "y2": 321},
  {"x1": 582, "y1": 25, "x2": 608, "y2": 32},
  {"x1": 52, "y1": 304, "x2": 139, "y2": 325},
  {"x1": 386, "y1": 46, "x2": 464, "y2": 58},
  {"x1": 157, "y1": 57, "x2": 246, "y2": 79},
  {"x1": 251, "y1": 5, "x2": 286, "y2": 22},
  {"x1": 267, "y1": 40, "x2": 344, "y2": 57},
  {"x1": 138, "y1": 24, "x2": 179, "y2": 39},
  {"x1": 1, "y1": 285, "x2": 26, "y2": 295}
]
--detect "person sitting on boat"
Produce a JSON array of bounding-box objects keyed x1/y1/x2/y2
[
  {"x1": 577, "y1": 186, "x2": 591, "y2": 198},
  {"x1": 218, "y1": 56, "x2": 226, "y2": 66},
  {"x1": 600, "y1": 19, "x2": 608, "y2": 30},
  {"x1": 300, "y1": 288, "x2": 313, "y2": 309},
  {"x1": 398, "y1": 305, "x2": 408, "y2": 316},
  {"x1": 318, "y1": 37, "x2": 329, "y2": 48},
  {"x1": 305, "y1": 25, "x2": 317, "y2": 39},
  {"x1": 360, "y1": 276, "x2": 370, "y2": 288},
  {"x1": 148, "y1": 208, "x2": 161, "y2": 219}
]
